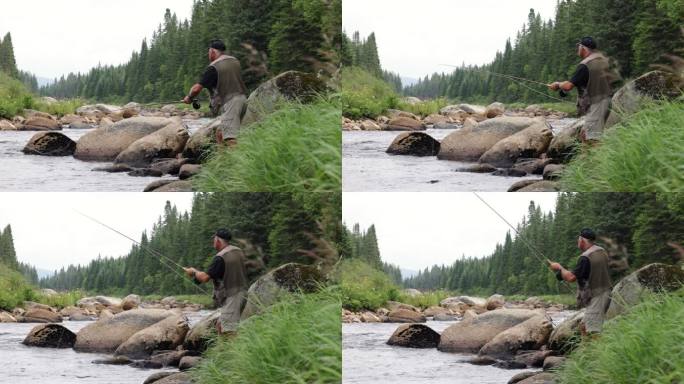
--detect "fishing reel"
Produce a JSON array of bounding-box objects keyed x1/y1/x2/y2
[
  {"x1": 558, "y1": 90, "x2": 569, "y2": 98},
  {"x1": 191, "y1": 99, "x2": 201, "y2": 110}
]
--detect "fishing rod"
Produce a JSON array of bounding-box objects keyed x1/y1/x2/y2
[
  {"x1": 74, "y1": 210, "x2": 211, "y2": 295},
  {"x1": 438, "y1": 64, "x2": 574, "y2": 104},
  {"x1": 104, "y1": 98, "x2": 202, "y2": 113},
  {"x1": 472, "y1": 193, "x2": 573, "y2": 290}
]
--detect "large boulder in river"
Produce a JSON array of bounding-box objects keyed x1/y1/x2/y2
[
  {"x1": 485, "y1": 102, "x2": 506, "y2": 118},
  {"x1": 386, "y1": 132, "x2": 440, "y2": 156},
  {"x1": 74, "y1": 308, "x2": 175, "y2": 353},
  {"x1": 606, "y1": 263, "x2": 684, "y2": 320},
  {"x1": 114, "y1": 119, "x2": 189, "y2": 167},
  {"x1": 183, "y1": 310, "x2": 220, "y2": 352},
  {"x1": 606, "y1": 70, "x2": 681, "y2": 129},
  {"x1": 122, "y1": 294, "x2": 141, "y2": 310},
  {"x1": 0, "y1": 119, "x2": 17, "y2": 130},
  {"x1": 387, "y1": 309, "x2": 426, "y2": 323},
  {"x1": 548, "y1": 118, "x2": 583, "y2": 161},
  {"x1": 479, "y1": 119, "x2": 553, "y2": 167},
  {"x1": 479, "y1": 314, "x2": 553, "y2": 359},
  {"x1": 20, "y1": 308, "x2": 62, "y2": 323},
  {"x1": 74, "y1": 117, "x2": 174, "y2": 161},
  {"x1": 241, "y1": 263, "x2": 323, "y2": 320},
  {"x1": 22, "y1": 132, "x2": 76, "y2": 156},
  {"x1": 20, "y1": 117, "x2": 61, "y2": 131},
  {"x1": 115, "y1": 314, "x2": 189, "y2": 359},
  {"x1": 548, "y1": 309, "x2": 584, "y2": 353},
  {"x1": 387, "y1": 324, "x2": 440, "y2": 348},
  {"x1": 486, "y1": 294, "x2": 506, "y2": 310},
  {"x1": 182, "y1": 118, "x2": 220, "y2": 160},
  {"x1": 438, "y1": 117, "x2": 540, "y2": 162},
  {"x1": 459, "y1": 104, "x2": 487, "y2": 115},
  {"x1": 242, "y1": 71, "x2": 328, "y2": 126},
  {"x1": 438, "y1": 308, "x2": 541, "y2": 353},
  {"x1": 385, "y1": 117, "x2": 425, "y2": 131},
  {"x1": 76, "y1": 104, "x2": 121, "y2": 116},
  {"x1": 23, "y1": 324, "x2": 76, "y2": 348}
]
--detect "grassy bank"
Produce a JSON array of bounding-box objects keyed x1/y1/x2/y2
[
  {"x1": 0, "y1": 266, "x2": 82, "y2": 310},
  {"x1": 556, "y1": 289, "x2": 684, "y2": 383},
  {"x1": 341, "y1": 67, "x2": 399, "y2": 119},
  {"x1": 0, "y1": 73, "x2": 83, "y2": 118},
  {"x1": 193, "y1": 288, "x2": 341, "y2": 384},
  {"x1": 194, "y1": 98, "x2": 340, "y2": 192},
  {"x1": 338, "y1": 259, "x2": 400, "y2": 311},
  {"x1": 560, "y1": 101, "x2": 684, "y2": 192}
]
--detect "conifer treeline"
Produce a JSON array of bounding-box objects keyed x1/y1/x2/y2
[
  {"x1": 341, "y1": 31, "x2": 403, "y2": 92},
  {"x1": 404, "y1": 0, "x2": 683, "y2": 103},
  {"x1": 0, "y1": 224, "x2": 38, "y2": 284},
  {"x1": 40, "y1": 0, "x2": 341, "y2": 102},
  {"x1": 40, "y1": 193, "x2": 343, "y2": 295},
  {"x1": 0, "y1": 33, "x2": 19, "y2": 78},
  {"x1": 343, "y1": 223, "x2": 402, "y2": 284},
  {"x1": 404, "y1": 193, "x2": 684, "y2": 295}
]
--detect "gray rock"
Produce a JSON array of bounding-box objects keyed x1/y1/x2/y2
[
  {"x1": 92, "y1": 356, "x2": 133, "y2": 365},
  {"x1": 511, "y1": 158, "x2": 552, "y2": 175},
  {"x1": 150, "y1": 180, "x2": 193, "y2": 192},
  {"x1": 516, "y1": 181, "x2": 560, "y2": 192},
  {"x1": 508, "y1": 371, "x2": 542, "y2": 384},
  {"x1": 143, "y1": 180, "x2": 176, "y2": 192},
  {"x1": 183, "y1": 310, "x2": 219, "y2": 352},
  {"x1": 23, "y1": 324, "x2": 76, "y2": 348},
  {"x1": 150, "y1": 158, "x2": 188, "y2": 176},
  {"x1": 152, "y1": 372, "x2": 192, "y2": 384},
  {"x1": 178, "y1": 355, "x2": 202, "y2": 371},
  {"x1": 479, "y1": 315, "x2": 553, "y2": 359},
  {"x1": 508, "y1": 179, "x2": 544, "y2": 192},
  {"x1": 179, "y1": 164, "x2": 202, "y2": 180},
  {"x1": 20, "y1": 308, "x2": 62, "y2": 323},
  {"x1": 115, "y1": 119, "x2": 189, "y2": 167},
  {"x1": 468, "y1": 355, "x2": 497, "y2": 365},
  {"x1": 143, "y1": 372, "x2": 175, "y2": 384},
  {"x1": 20, "y1": 117, "x2": 61, "y2": 131},
  {"x1": 542, "y1": 164, "x2": 565, "y2": 180},
  {"x1": 92, "y1": 164, "x2": 134, "y2": 173},
  {"x1": 517, "y1": 372, "x2": 556, "y2": 384},
  {"x1": 479, "y1": 120, "x2": 553, "y2": 167},
  {"x1": 548, "y1": 119, "x2": 583, "y2": 161},
  {"x1": 182, "y1": 118, "x2": 219, "y2": 160},
  {"x1": 128, "y1": 168, "x2": 163, "y2": 177},
  {"x1": 23, "y1": 132, "x2": 76, "y2": 156},
  {"x1": 492, "y1": 168, "x2": 528, "y2": 177},
  {"x1": 542, "y1": 356, "x2": 566, "y2": 371},
  {"x1": 385, "y1": 117, "x2": 425, "y2": 131},
  {"x1": 457, "y1": 164, "x2": 497, "y2": 173},
  {"x1": 114, "y1": 314, "x2": 189, "y2": 359},
  {"x1": 386, "y1": 132, "x2": 440, "y2": 156}
]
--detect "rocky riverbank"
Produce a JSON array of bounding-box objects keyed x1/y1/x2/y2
[
  {"x1": 0, "y1": 262, "x2": 324, "y2": 384},
  {"x1": 343, "y1": 263, "x2": 684, "y2": 384},
  {"x1": 0, "y1": 70, "x2": 328, "y2": 192},
  {"x1": 343, "y1": 70, "x2": 677, "y2": 193}
]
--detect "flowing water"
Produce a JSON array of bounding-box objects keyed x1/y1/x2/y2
[
  {"x1": 0, "y1": 310, "x2": 211, "y2": 384},
  {"x1": 0, "y1": 118, "x2": 210, "y2": 192},
  {"x1": 343, "y1": 119, "x2": 578, "y2": 192},
  {"x1": 342, "y1": 311, "x2": 573, "y2": 384}
]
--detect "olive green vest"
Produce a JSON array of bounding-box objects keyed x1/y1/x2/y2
[
  {"x1": 212, "y1": 245, "x2": 248, "y2": 307},
  {"x1": 577, "y1": 245, "x2": 612, "y2": 306},
  {"x1": 209, "y1": 55, "x2": 247, "y2": 116},
  {"x1": 577, "y1": 52, "x2": 614, "y2": 114}
]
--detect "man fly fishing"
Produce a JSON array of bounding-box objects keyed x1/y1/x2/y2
[
  {"x1": 183, "y1": 39, "x2": 248, "y2": 146},
  {"x1": 548, "y1": 228, "x2": 612, "y2": 337},
  {"x1": 183, "y1": 229, "x2": 248, "y2": 336},
  {"x1": 548, "y1": 37, "x2": 619, "y2": 143}
]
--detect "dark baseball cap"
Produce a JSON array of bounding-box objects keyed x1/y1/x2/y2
[
  {"x1": 209, "y1": 39, "x2": 227, "y2": 51},
  {"x1": 577, "y1": 37, "x2": 597, "y2": 49},
  {"x1": 214, "y1": 228, "x2": 232, "y2": 241},
  {"x1": 579, "y1": 228, "x2": 596, "y2": 241}
]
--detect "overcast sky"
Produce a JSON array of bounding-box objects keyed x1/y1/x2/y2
[
  {"x1": 0, "y1": 193, "x2": 193, "y2": 273},
  {"x1": 343, "y1": 192, "x2": 558, "y2": 271},
  {"x1": 343, "y1": 0, "x2": 559, "y2": 79},
  {"x1": 0, "y1": 0, "x2": 194, "y2": 79}
]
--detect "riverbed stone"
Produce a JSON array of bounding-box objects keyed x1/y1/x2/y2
[
  {"x1": 122, "y1": 294, "x2": 141, "y2": 310},
  {"x1": 457, "y1": 296, "x2": 487, "y2": 307},
  {"x1": 0, "y1": 119, "x2": 17, "y2": 130},
  {"x1": 150, "y1": 158, "x2": 188, "y2": 176},
  {"x1": 179, "y1": 164, "x2": 202, "y2": 180},
  {"x1": 438, "y1": 117, "x2": 540, "y2": 162},
  {"x1": 511, "y1": 158, "x2": 552, "y2": 175},
  {"x1": 114, "y1": 119, "x2": 189, "y2": 167},
  {"x1": 387, "y1": 323, "x2": 440, "y2": 348},
  {"x1": 508, "y1": 371, "x2": 542, "y2": 384},
  {"x1": 143, "y1": 372, "x2": 175, "y2": 384},
  {"x1": 92, "y1": 164, "x2": 134, "y2": 173},
  {"x1": 0, "y1": 311, "x2": 17, "y2": 322},
  {"x1": 516, "y1": 180, "x2": 560, "y2": 192},
  {"x1": 23, "y1": 324, "x2": 76, "y2": 348},
  {"x1": 20, "y1": 308, "x2": 62, "y2": 323},
  {"x1": 178, "y1": 356, "x2": 202, "y2": 371},
  {"x1": 386, "y1": 132, "x2": 440, "y2": 156},
  {"x1": 423, "y1": 306, "x2": 451, "y2": 317},
  {"x1": 492, "y1": 168, "x2": 528, "y2": 177},
  {"x1": 512, "y1": 350, "x2": 555, "y2": 368},
  {"x1": 152, "y1": 372, "x2": 192, "y2": 384},
  {"x1": 242, "y1": 70, "x2": 328, "y2": 126},
  {"x1": 479, "y1": 119, "x2": 553, "y2": 167},
  {"x1": 479, "y1": 314, "x2": 553, "y2": 359},
  {"x1": 151, "y1": 180, "x2": 194, "y2": 192},
  {"x1": 517, "y1": 372, "x2": 556, "y2": 384},
  {"x1": 241, "y1": 263, "x2": 323, "y2": 320},
  {"x1": 74, "y1": 308, "x2": 175, "y2": 353},
  {"x1": 438, "y1": 308, "x2": 541, "y2": 353},
  {"x1": 486, "y1": 294, "x2": 506, "y2": 310},
  {"x1": 183, "y1": 310, "x2": 219, "y2": 352},
  {"x1": 149, "y1": 350, "x2": 193, "y2": 367},
  {"x1": 387, "y1": 308, "x2": 426, "y2": 323},
  {"x1": 20, "y1": 117, "x2": 61, "y2": 131},
  {"x1": 548, "y1": 309, "x2": 584, "y2": 353},
  {"x1": 115, "y1": 314, "x2": 189, "y2": 359},
  {"x1": 385, "y1": 117, "x2": 425, "y2": 131},
  {"x1": 486, "y1": 102, "x2": 506, "y2": 118},
  {"x1": 457, "y1": 163, "x2": 497, "y2": 173},
  {"x1": 92, "y1": 356, "x2": 133, "y2": 365},
  {"x1": 459, "y1": 104, "x2": 487, "y2": 115},
  {"x1": 548, "y1": 118, "x2": 583, "y2": 161},
  {"x1": 128, "y1": 168, "x2": 164, "y2": 177},
  {"x1": 542, "y1": 164, "x2": 565, "y2": 180},
  {"x1": 606, "y1": 263, "x2": 684, "y2": 320},
  {"x1": 22, "y1": 132, "x2": 76, "y2": 156},
  {"x1": 508, "y1": 179, "x2": 544, "y2": 192},
  {"x1": 75, "y1": 117, "x2": 174, "y2": 161},
  {"x1": 542, "y1": 356, "x2": 566, "y2": 371},
  {"x1": 182, "y1": 118, "x2": 219, "y2": 160}
]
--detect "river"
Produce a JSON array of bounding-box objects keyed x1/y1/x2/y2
[
  {"x1": 0, "y1": 310, "x2": 210, "y2": 384},
  {"x1": 0, "y1": 118, "x2": 210, "y2": 192},
  {"x1": 342, "y1": 119, "x2": 577, "y2": 192},
  {"x1": 342, "y1": 311, "x2": 573, "y2": 384}
]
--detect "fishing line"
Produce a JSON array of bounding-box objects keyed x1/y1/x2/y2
[
  {"x1": 472, "y1": 193, "x2": 573, "y2": 290},
  {"x1": 75, "y1": 210, "x2": 211, "y2": 294}
]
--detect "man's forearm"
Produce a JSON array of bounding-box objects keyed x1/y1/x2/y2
[
  {"x1": 557, "y1": 267, "x2": 577, "y2": 282},
  {"x1": 187, "y1": 84, "x2": 204, "y2": 98}
]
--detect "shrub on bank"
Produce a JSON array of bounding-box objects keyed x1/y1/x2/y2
[
  {"x1": 0, "y1": 73, "x2": 33, "y2": 119},
  {"x1": 337, "y1": 259, "x2": 400, "y2": 311},
  {"x1": 193, "y1": 289, "x2": 341, "y2": 384},
  {"x1": 341, "y1": 67, "x2": 399, "y2": 119},
  {"x1": 396, "y1": 97, "x2": 450, "y2": 118},
  {"x1": 194, "y1": 98, "x2": 341, "y2": 192},
  {"x1": 0, "y1": 266, "x2": 36, "y2": 310},
  {"x1": 561, "y1": 101, "x2": 684, "y2": 192},
  {"x1": 556, "y1": 289, "x2": 684, "y2": 383}
]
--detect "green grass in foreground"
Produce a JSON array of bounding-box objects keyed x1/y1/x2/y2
[
  {"x1": 194, "y1": 98, "x2": 341, "y2": 192},
  {"x1": 560, "y1": 101, "x2": 684, "y2": 192},
  {"x1": 556, "y1": 289, "x2": 684, "y2": 384},
  {"x1": 193, "y1": 288, "x2": 341, "y2": 384}
]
